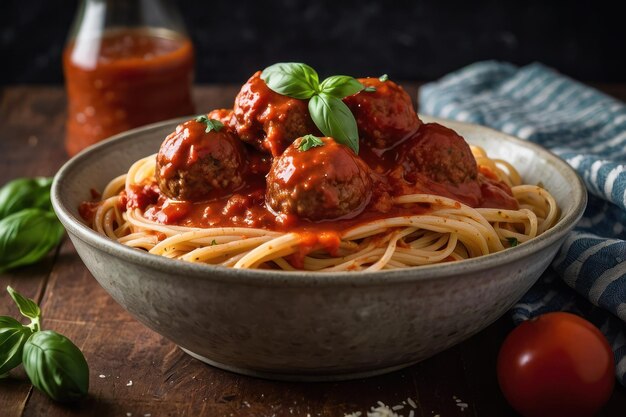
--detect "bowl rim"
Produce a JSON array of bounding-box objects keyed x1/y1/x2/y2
[{"x1": 52, "y1": 116, "x2": 587, "y2": 287}]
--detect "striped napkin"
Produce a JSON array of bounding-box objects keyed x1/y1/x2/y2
[{"x1": 419, "y1": 61, "x2": 626, "y2": 386}]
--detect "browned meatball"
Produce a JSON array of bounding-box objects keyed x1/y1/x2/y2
[
  {"x1": 266, "y1": 137, "x2": 372, "y2": 221},
  {"x1": 391, "y1": 123, "x2": 481, "y2": 206},
  {"x1": 399, "y1": 123, "x2": 477, "y2": 184},
  {"x1": 343, "y1": 77, "x2": 422, "y2": 149},
  {"x1": 156, "y1": 119, "x2": 246, "y2": 201},
  {"x1": 233, "y1": 71, "x2": 319, "y2": 156}
]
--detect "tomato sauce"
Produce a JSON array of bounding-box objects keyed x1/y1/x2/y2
[
  {"x1": 136, "y1": 181, "x2": 432, "y2": 233},
  {"x1": 64, "y1": 28, "x2": 195, "y2": 156},
  {"x1": 116, "y1": 121, "x2": 518, "y2": 236},
  {"x1": 111, "y1": 120, "x2": 518, "y2": 237}
]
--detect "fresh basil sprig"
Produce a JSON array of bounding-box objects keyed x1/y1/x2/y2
[
  {"x1": 298, "y1": 135, "x2": 325, "y2": 152},
  {"x1": 0, "y1": 209, "x2": 65, "y2": 273},
  {"x1": 0, "y1": 177, "x2": 64, "y2": 272},
  {"x1": 0, "y1": 177, "x2": 53, "y2": 218},
  {"x1": 195, "y1": 116, "x2": 224, "y2": 133},
  {"x1": 0, "y1": 286, "x2": 89, "y2": 402},
  {"x1": 1, "y1": 287, "x2": 41, "y2": 376},
  {"x1": 261, "y1": 62, "x2": 363, "y2": 154},
  {"x1": 23, "y1": 330, "x2": 89, "y2": 402}
]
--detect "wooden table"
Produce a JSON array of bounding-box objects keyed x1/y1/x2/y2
[{"x1": 1, "y1": 84, "x2": 625, "y2": 417}]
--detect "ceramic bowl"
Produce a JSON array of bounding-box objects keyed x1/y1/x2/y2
[{"x1": 51, "y1": 116, "x2": 586, "y2": 381}]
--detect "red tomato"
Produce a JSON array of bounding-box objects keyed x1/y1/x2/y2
[{"x1": 497, "y1": 312, "x2": 615, "y2": 417}]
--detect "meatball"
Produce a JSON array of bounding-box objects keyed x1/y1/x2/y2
[
  {"x1": 266, "y1": 137, "x2": 372, "y2": 221},
  {"x1": 233, "y1": 71, "x2": 319, "y2": 156},
  {"x1": 156, "y1": 119, "x2": 246, "y2": 201},
  {"x1": 391, "y1": 123, "x2": 481, "y2": 206},
  {"x1": 343, "y1": 77, "x2": 421, "y2": 149},
  {"x1": 400, "y1": 123, "x2": 477, "y2": 184}
]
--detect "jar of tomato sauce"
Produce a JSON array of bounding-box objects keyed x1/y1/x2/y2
[{"x1": 63, "y1": 0, "x2": 195, "y2": 156}]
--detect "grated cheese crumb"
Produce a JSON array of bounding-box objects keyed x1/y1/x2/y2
[
  {"x1": 367, "y1": 405, "x2": 401, "y2": 417},
  {"x1": 126, "y1": 380, "x2": 133, "y2": 386},
  {"x1": 126, "y1": 413, "x2": 131, "y2": 417},
  {"x1": 99, "y1": 374, "x2": 106, "y2": 378},
  {"x1": 347, "y1": 399, "x2": 419, "y2": 417}
]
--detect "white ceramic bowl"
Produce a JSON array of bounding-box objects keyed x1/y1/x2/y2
[{"x1": 51, "y1": 116, "x2": 586, "y2": 381}]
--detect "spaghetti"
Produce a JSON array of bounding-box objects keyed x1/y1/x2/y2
[{"x1": 86, "y1": 145, "x2": 558, "y2": 271}]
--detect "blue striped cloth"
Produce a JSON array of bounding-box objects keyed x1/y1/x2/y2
[{"x1": 419, "y1": 61, "x2": 626, "y2": 386}]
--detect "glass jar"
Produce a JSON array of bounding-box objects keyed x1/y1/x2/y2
[{"x1": 63, "y1": 0, "x2": 195, "y2": 156}]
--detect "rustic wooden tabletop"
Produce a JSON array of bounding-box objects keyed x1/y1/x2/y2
[{"x1": 1, "y1": 84, "x2": 625, "y2": 417}]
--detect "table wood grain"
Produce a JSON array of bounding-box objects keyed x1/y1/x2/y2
[{"x1": 1, "y1": 85, "x2": 625, "y2": 417}]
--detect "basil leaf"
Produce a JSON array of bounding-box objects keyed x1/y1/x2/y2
[
  {"x1": 319, "y1": 75, "x2": 364, "y2": 99},
  {"x1": 195, "y1": 116, "x2": 224, "y2": 133},
  {"x1": 7, "y1": 286, "x2": 41, "y2": 321},
  {"x1": 261, "y1": 62, "x2": 319, "y2": 100},
  {"x1": 23, "y1": 330, "x2": 89, "y2": 402},
  {"x1": 308, "y1": 94, "x2": 359, "y2": 154},
  {"x1": 298, "y1": 135, "x2": 325, "y2": 152},
  {"x1": 0, "y1": 177, "x2": 53, "y2": 219},
  {"x1": 0, "y1": 316, "x2": 33, "y2": 375},
  {"x1": 0, "y1": 209, "x2": 65, "y2": 273}
]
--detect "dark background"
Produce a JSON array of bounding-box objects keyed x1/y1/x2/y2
[{"x1": 1, "y1": 0, "x2": 624, "y2": 85}]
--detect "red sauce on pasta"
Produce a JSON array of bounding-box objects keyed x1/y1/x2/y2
[{"x1": 119, "y1": 122, "x2": 516, "y2": 234}]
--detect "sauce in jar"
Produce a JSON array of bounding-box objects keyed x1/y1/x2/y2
[{"x1": 63, "y1": 28, "x2": 195, "y2": 156}]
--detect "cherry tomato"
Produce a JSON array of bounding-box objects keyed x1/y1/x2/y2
[{"x1": 497, "y1": 312, "x2": 614, "y2": 417}]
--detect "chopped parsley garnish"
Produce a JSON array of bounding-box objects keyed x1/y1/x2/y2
[
  {"x1": 195, "y1": 116, "x2": 224, "y2": 133},
  {"x1": 298, "y1": 134, "x2": 325, "y2": 152},
  {"x1": 364, "y1": 86, "x2": 377, "y2": 92},
  {"x1": 210, "y1": 239, "x2": 218, "y2": 246},
  {"x1": 507, "y1": 237, "x2": 519, "y2": 247}
]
